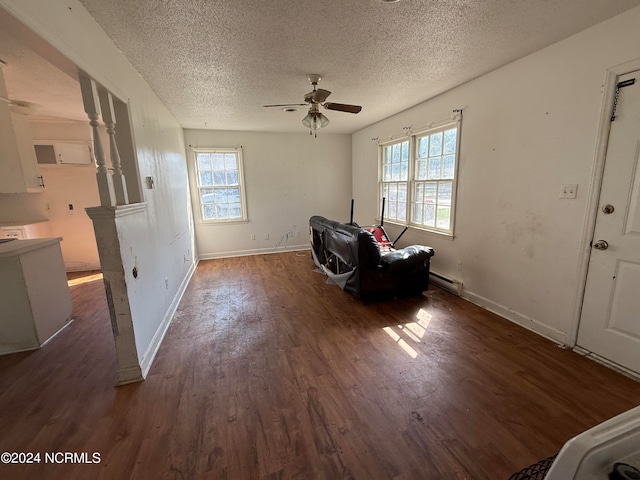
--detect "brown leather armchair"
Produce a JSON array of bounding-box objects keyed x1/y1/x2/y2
[{"x1": 309, "y1": 215, "x2": 434, "y2": 300}]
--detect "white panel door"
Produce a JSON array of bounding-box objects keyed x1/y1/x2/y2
[{"x1": 577, "y1": 71, "x2": 640, "y2": 374}]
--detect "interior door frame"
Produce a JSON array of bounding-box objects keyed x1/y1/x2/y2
[{"x1": 568, "y1": 57, "x2": 640, "y2": 348}]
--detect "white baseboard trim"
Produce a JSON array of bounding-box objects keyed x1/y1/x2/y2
[
  {"x1": 572, "y1": 346, "x2": 640, "y2": 381},
  {"x1": 199, "y1": 244, "x2": 310, "y2": 260},
  {"x1": 136, "y1": 259, "x2": 199, "y2": 381},
  {"x1": 462, "y1": 289, "x2": 569, "y2": 346}
]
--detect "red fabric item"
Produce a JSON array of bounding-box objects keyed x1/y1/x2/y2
[{"x1": 364, "y1": 226, "x2": 394, "y2": 252}]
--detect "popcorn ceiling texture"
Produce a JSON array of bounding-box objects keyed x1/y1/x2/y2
[{"x1": 77, "y1": 0, "x2": 640, "y2": 133}]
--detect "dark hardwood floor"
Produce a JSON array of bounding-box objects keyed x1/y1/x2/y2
[{"x1": 1, "y1": 252, "x2": 639, "y2": 479}]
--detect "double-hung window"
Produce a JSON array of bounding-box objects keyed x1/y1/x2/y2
[
  {"x1": 378, "y1": 117, "x2": 460, "y2": 235},
  {"x1": 193, "y1": 147, "x2": 248, "y2": 222}
]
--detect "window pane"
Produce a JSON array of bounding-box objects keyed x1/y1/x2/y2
[
  {"x1": 416, "y1": 159, "x2": 427, "y2": 180},
  {"x1": 383, "y1": 164, "x2": 391, "y2": 181},
  {"x1": 424, "y1": 204, "x2": 435, "y2": 227},
  {"x1": 197, "y1": 154, "x2": 211, "y2": 170},
  {"x1": 391, "y1": 163, "x2": 401, "y2": 181},
  {"x1": 428, "y1": 157, "x2": 441, "y2": 180},
  {"x1": 389, "y1": 183, "x2": 398, "y2": 201},
  {"x1": 385, "y1": 146, "x2": 392, "y2": 164},
  {"x1": 401, "y1": 141, "x2": 409, "y2": 162},
  {"x1": 389, "y1": 201, "x2": 397, "y2": 219},
  {"x1": 425, "y1": 182, "x2": 437, "y2": 204},
  {"x1": 429, "y1": 132, "x2": 443, "y2": 156},
  {"x1": 436, "y1": 206, "x2": 451, "y2": 229},
  {"x1": 442, "y1": 155, "x2": 455, "y2": 179},
  {"x1": 418, "y1": 137, "x2": 429, "y2": 158},
  {"x1": 213, "y1": 154, "x2": 225, "y2": 170},
  {"x1": 213, "y1": 171, "x2": 226, "y2": 185},
  {"x1": 412, "y1": 203, "x2": 423, "y2": 224},
  {"x1": 443, "y1": 128, "x2": 457, "y2": 154},
  {"x1": 382, "y1": 183, "x2": 389, "y2": 200},
  {"x1": 200, "y1": 189, "x2": 214, "y2": 203},
  {"x1": 438, "y1": 181, "x2": 452, "y2": 206},
  {"x1": 199, "y1": 171, "x2": 213, "y2": 186},
  {"x1": 398, "y1": 183, "x2": 407, "y2": 202},
  {"x1": 229, "y1": 203, "x2": 242, "y2": 218},
  {"x1": 203, "y1": 204, "x2": 215, "y2": 220},
  {"x1": 392, "y1": 144, "x2": 400, "y2": 163},
  {"x1": 397, "y1": 202, "x2": 406, "y2": 221},
  {"x1": 224, "y1": 153, "x2": 237, "y2": 169},
  {"x1": 226, "y1": 171, "x2": 238, "y2": 185},
  {"x1": 400, "y1": 161, "x2": 408, "y2": 181},
  {"x1": 228, "y1": 187, "x2": 240, "y2": 204},
  {"x1": 415, "y1": 183, "x2": 424, "y2": 202},
  {"x1": 214, "y1": 188, "x2": 227, "y2": 203},
  {"x1": 216, "y1": 203, "x2": 229, "y2": 218}
]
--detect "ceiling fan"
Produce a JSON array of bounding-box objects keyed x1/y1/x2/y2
[{"x1": 264, "y1": 74, "x2": 362, "y2": 137}]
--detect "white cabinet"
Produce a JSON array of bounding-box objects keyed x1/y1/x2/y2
[
  {"x1": 0, "y1": 238, "x2": 72, "y2": 354},
  {"x1": 34, "y1": 142, "x2": 93, "y2": 165},
  {"x1": 0, "y1": 111, "x2": 43, "y2": 193},
  {"x1": 0, "y1": 63, "x2": 43, "y2": 193}
]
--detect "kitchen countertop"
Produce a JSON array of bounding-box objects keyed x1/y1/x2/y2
[{"x1": 0, "y1": 238, "x2": 63, "y2": 258}]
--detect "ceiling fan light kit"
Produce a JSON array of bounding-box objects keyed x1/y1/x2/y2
[
  {"x1": 264, "y1": 74, "x2": 362, "y2": 137},
  {"x1": 302, "y1": 107, "x2": 330, "y2": 137}
]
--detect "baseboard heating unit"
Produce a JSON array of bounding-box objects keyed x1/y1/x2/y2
[{"x1": 429, "y1": 271, "x2": 462, "y2": 296}]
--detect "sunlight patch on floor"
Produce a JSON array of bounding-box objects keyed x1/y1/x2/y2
[
  {"x1": 383, "y1": 326, "x2": 418, "y2": 358},
  {"x1": 381, "y1": 308, "x2": 433, "y2": 358},
  {"x1": 67, "y1": 272, "x2": 104, "y2": 287}
]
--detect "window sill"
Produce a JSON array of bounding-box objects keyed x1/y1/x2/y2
[
  {"x1": 199, "y1": 218, "x2": 249, "y2": 226},
  {"x1": 375, "y1": 218, "x2": 455, "y2": 241}
]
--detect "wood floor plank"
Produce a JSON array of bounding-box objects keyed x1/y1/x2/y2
[{"x1": 1, "y1": 251, "x2": 639, "y2": 479}]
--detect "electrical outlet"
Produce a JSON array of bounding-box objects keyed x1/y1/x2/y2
[
  {"x1": 559, "y1": 184, "x2": 578, "y2": 199},
  {"x1": 457, "y1": 261, "x2": 463, "y2": 271},
  {"x1": 264, "y1": 233, "x2": 270, "y2": 240},
  {"x1": 250, "y1": 234, "x2": 256, "y2": 240}
]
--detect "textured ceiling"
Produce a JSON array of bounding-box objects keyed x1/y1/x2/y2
[
  {"x1": 3, "y1": 1, "x2": 640, "y2": 133},
  {"x1": 75, "y1": 0, "x2": 640, "y2": 133}
]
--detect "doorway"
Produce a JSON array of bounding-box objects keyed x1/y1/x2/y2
[{"x1": 577, "y1": 67, "x2": 640, "y2": 375}]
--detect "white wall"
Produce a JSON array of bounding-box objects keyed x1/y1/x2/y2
[
  {"x1": 184, "y1": 130, "x2": 352, "y2": 258},
  {"x1": 0, "y1": 0, "x2": 196, "y2": 376},
  {"x1": 353, "y1": 6, "x2": 640, "y2": 344}
]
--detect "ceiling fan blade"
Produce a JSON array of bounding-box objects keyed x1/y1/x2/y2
[
  {"x1": 263, "y1": 103, "x2": 308, "y2": 108},
  {"x1": 323, "y1": 102, "x2": 362, "y2": 114},
  {"x1": 312, "y1": 88, "x2": 331, "y2": 103}
]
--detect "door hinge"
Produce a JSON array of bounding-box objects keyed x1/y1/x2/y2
[{"x1": 611, "y1": 78, "x2": 636, "y2": 121}]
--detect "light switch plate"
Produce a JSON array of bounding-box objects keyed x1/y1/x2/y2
[{"x1": 560, "y1": 184, "x2": 578, "y2": 199}]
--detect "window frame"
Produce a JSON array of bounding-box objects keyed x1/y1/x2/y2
[
  {"x1": 378, "y1": 137, "x2": 410, "y2": 224},
  {"x1": 377, "y1": 116, "x2": 461, "y2": 237},
  {"x1": 192, "y1": 147, "x2": 248, "y2": 224}
]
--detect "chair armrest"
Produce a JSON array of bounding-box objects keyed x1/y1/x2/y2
[{"x1": 379, "y1": 245, "x2": 434, "y2": 271}]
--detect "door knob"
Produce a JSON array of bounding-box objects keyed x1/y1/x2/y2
[
  {"x1": 602, "y1": 204, "x2": 615, "y2": 214},
  {"x1": 593, "y1": 240, "x2": 609, "y2": 250}
]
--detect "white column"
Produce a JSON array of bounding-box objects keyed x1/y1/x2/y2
[
  {"x1": 79, "y1": 74, "x2": 115, "y2": 207},
  {"x1": 99, "y1": 90, "x2": 128, "y2": 205}
]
